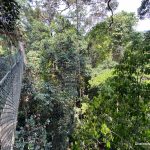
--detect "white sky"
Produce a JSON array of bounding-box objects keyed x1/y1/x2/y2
[{"x1": 116, "y1": 0, "x2": 150, "y2": 31}]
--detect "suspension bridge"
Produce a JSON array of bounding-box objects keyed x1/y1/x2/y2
[{"x1": 0, "y1": 50, "x2": 24, "y2": 150}]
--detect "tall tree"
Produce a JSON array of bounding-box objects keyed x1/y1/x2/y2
[
  {"x1": 14, "y1": 3, "x2": 87, "y2": 148},
  {"x1": 72, "y1": 31, "x2": 150, "y2": 150},
  {"x1": 86, "y1": 11, "x2": 137, "y2": 67}
]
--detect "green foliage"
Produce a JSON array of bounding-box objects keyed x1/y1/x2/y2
[
  {"x1": 72, "y1": 30, "x2": 150, "y2": 150},
  {"x1": 0, "y1": 0, "x2": 20, "y2": 31},
  {"x1": 14, "y1": 1, "x2": 149, "y2": 149},
  {"x1": 88, "y1": 59, "x2": 117, "y2": 87},
  {"x1": 15, "y1": 115, "x2": 47, "y2": 150},
  {"x1": 72, "y1": 96, "x2": 114, "y2": 150},
  {"x1": 87, "y1": 11, "x2": 138, "y2": 67},
  {"x1": 89, "y1": 69, "x2": 114, "y2": 87},
  {"x1": 16, "y1": 6, "x2": 87, "y2": 149}
]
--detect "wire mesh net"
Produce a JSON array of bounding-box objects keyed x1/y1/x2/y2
[{"x1": 0, "y1": 51, "x2": 23, "y2": 150}]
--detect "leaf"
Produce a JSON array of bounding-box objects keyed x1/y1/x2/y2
[
  {"x1": 101, "y1": 123, "x2": 110, "y2": 135},
  {"x1": 81, "y1": 103, "x2": 89, "y2": 114}
]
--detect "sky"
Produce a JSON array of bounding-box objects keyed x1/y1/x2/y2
[{"x1": 116, "y1": 0, "x2": 150, "y2": 31}]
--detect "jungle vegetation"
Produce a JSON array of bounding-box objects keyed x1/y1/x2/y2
[{"x1": 0, "y1": 0, "x2": 149, "y2": 149}]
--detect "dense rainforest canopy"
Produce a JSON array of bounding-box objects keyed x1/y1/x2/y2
[{"x1": 0, "y1": 0, "x2": 150, "y2": 150}]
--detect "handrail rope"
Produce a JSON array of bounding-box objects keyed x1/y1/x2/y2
[
  {"x1": 0, "y1": 50, "x2": 23, "y2": 149},
  {"x1": 0, "y1": 52, "x2": 22, "y2": 86}
]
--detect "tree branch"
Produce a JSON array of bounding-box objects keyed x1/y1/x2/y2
[{"x1": 106, "y1": 0, "x2": 114, "y2": 28}]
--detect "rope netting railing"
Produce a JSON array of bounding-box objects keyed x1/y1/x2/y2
[{"x1": 0, "y1": 51, "x2": 23, "y2": 150}]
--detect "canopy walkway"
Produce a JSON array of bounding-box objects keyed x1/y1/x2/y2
[{"x1": 0, "y1": 51, "x2": 24, "y2": 150}]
